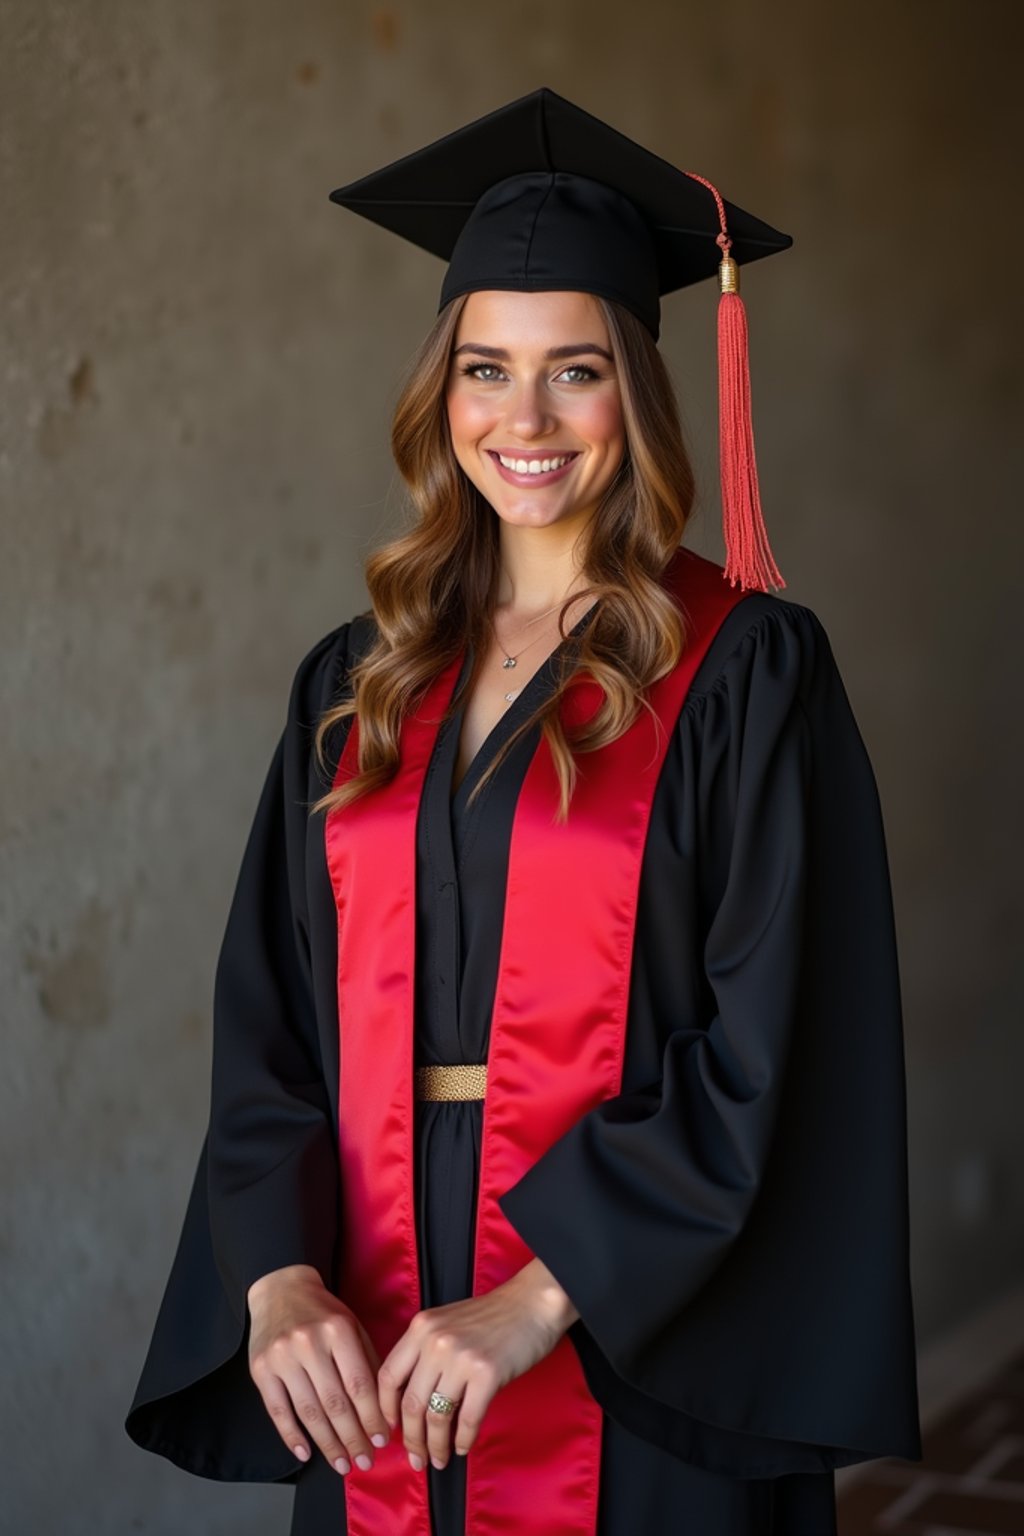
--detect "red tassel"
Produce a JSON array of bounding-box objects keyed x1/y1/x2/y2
[
  {"x1": 682, "y1": 172, "x2": 786, "y2": 593},
  {"x1": 717, "y1": 271, "x2": 785, "y2": 592}
]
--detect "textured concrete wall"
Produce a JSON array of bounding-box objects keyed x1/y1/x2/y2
[{"x1": 1, "y1": 2, "x2": 1019, "y2": 1531}]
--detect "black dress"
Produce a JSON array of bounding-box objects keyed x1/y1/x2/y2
[{"x1": 125, "y1": 583, "x2": 922, "y2": 1536}]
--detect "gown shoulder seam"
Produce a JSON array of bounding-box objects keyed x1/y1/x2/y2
[{"x1": 681, "y1": 597, "x2": 822, "y2": 713}]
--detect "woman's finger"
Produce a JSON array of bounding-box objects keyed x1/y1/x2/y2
[
  {"x1": 424, "y1": 1376, "x2": 465, "y2": 1470},
  {"x1": 279, "y1": 1360, "x2": 369, "y2": 1474},
  {"x1": 306, "y1": 1353, "x2": 381, "y2": 1471},
  {"x1": 333, "y1": 1343, "x2": 393, "y2": 1451},
  {"x1": 400, "y1": 1359, "x2": 444, "y2": 1472},
  {"x1": 451, "y1": 1365, "x2": 495, "y2": 1458},
  {"x1": 249, "y1": 1354, "x2": 315, "y2": 1466},
  {"x1": 377, "y1": 1321, "x2": 423, "y2": 1431}
]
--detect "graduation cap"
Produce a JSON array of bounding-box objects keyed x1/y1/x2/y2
[{"x1": 329, "y1": 87, "x2": 793, "y2": 592}]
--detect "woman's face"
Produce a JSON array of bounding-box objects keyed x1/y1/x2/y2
[{"x1": 446, "y1": 289, "x2": 626, "y2": 537}]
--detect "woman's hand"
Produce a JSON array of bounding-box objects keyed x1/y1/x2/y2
[
  {"x1": 377, "y1": 1257, "x2": 579, "y2": 1473},
  {"x1": 247, "y1": 1263, "x2": 393, "y2": 1476}
]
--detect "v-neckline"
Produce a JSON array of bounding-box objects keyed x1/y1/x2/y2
[{"x1": 448, "y1": 602, "x2": 599, "y2": 809}]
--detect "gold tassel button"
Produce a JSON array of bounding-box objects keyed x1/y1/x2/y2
[{"x1": 719, "y1": 254, "x2": 740, "y2": 294}]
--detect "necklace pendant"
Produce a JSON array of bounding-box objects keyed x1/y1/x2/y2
[
  {"x1": 502, "y1": 656, "x2": 517, "y2": 669},
  {"x1": 504, "y1": 689, "x2": 519, "y2": 702}
]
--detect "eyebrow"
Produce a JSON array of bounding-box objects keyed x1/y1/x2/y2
[{"x1": 453, "y1": 342, "x2": 614, "y2": 363}]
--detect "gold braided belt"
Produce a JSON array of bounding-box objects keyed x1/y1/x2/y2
[{"x1": 414, "y1": 1063, "x2": 488, "y2": 1102}]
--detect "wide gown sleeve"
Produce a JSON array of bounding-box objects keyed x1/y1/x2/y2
[
  {"x1": 497, "y1": 602, "x2": 922, "y2": 1478},
  {"x1": 124, "y1": 622, "x2": 350, "y2": 1482}
]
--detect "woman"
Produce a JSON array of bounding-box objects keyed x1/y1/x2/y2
[{"x1": 125, "y1": 90, "x2": 922, "y2": 1535}]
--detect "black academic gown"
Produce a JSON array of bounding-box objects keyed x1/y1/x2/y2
[{"x1": 124, "y1": 583, "x2": 922, "y2": 1536}]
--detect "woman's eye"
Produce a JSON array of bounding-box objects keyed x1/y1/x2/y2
[{"x1": 459, "y1": 362, "x2": 600, "y2": 383}]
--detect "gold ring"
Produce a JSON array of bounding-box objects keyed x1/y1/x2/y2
[{"x1": 428, "y1": 1390, "x2": 459, "y2": 1416}]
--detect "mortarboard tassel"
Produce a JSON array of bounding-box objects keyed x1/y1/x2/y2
[{"x1": 684, "y1": 172, "x2": 786, "y2": 592}]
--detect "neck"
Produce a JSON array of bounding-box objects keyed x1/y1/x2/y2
[{"x1": 494, "y1": 522, "x2": 592, "y2": 618}]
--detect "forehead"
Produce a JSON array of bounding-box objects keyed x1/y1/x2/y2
[{"x1": 453, "y1": 289, "x2": 609, "y2": 348}]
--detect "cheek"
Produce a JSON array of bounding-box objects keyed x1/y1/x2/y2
[
  {"x1": 447, "y1": 390, "x2": 497, "y2": 444},
  {"x1": 570, "y1": 393, "x2": 624, "y2": 447}
]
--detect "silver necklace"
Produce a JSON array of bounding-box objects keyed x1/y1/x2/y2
[{"x1": 489, "y1": 592, "x2": 591, "y2": 703}]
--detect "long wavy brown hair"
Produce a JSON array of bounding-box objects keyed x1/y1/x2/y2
[{"x1": 311, "y1": 291, "x2": 699, "y2": 825}]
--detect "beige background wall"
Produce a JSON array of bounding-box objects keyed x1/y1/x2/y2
[{"x1": 1, "y1": 2, "x2": 1020, "y2": 1531}]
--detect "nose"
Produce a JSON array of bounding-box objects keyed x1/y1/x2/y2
[{"x1": 505, "y1": 378, "x2": 556, "y2": 441}]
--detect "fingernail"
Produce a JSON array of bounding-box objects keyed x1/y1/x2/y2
[
  {"x1": 371, "y1": 1432, "x2": 388, "y2": 1447},
  {"x1": 293, "y1": 1444, "x2": 310, "y2": 1461},
  {"x1": 334, "y1": 1456, "x2": 350, "y2": 1475},
  {"x1": 431, "y1": 1455, "x2": 445, "y2": 1470},
  {"x1": 409, "y1": 1451, "x2": 423, "y2": 1471},
  {"x1": 355, "y1": 1453, "x2": 373, "y2": 1471}
]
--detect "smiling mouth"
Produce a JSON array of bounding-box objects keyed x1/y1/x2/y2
[{"x1": 487, "y1": 450, "x2": 581, "y2": 482}]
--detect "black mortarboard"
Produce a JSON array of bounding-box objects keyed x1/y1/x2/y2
[{"x1": 328, "y1": 87, "x2": 793, "y2": 592}]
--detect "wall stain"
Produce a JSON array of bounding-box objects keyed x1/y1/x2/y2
[
  {"x1": 24, "y1": 898, "x2": 112, "y2": 1034},
  {"x1": 36, "y1": 356, "x2": 99, "y2": 460},
  {"x1": 146, "y1": 572, "x2": 213, "y2": 661},
  {"x1": 69, "y1": 356, "x2": 97, "y2": 407},
  {"x1": 369, "y1": 9, "x2": 400, "y2": 51},
  {"x1": 179, "y1": 1008, "x2": 205, "y2": 1044}
]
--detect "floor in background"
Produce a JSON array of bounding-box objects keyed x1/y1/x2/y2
[{"x1": 837, "y1": 1342, "x2": 1024, "y2": 1534}]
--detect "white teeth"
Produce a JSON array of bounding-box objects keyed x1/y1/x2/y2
[{"x1": 496, "y1": 453, "x2": 574, "y2": 475}]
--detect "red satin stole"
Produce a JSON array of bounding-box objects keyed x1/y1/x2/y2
[{"x1": 323, "y1": 547, "x2": 748, "y2": 1535}]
